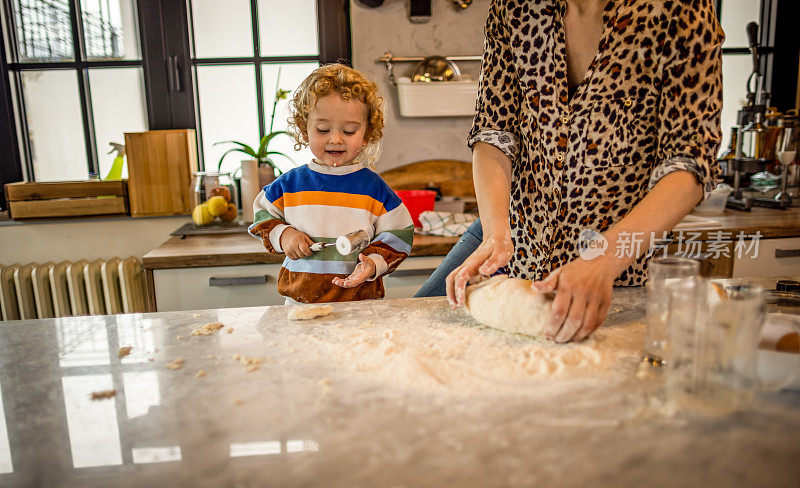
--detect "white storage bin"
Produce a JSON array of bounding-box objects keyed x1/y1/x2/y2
[{"x1": 395, "y1": 77, "x2": 478, "y2": 117}]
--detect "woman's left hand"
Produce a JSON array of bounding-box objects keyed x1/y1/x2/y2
[
  {"x1": 332, "y1": 254, "x2": 377, "y2": 288},
  {"x1": 533, "y1": 256, "x2": 619, "y2": 343}
]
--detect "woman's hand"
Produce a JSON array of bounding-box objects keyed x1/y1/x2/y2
[
  {"x1": 533, "y1": 256, "x2": 618, "y2": 343},
  {"x1": 445, "y1": 232, "x2": 513, "y2": 308},
  {"x1": 332, "y1": 254, "x2": 376, "y2": 288},
  {"x1": 280, "y1": 227, "x2": 314, "y2": 260}
]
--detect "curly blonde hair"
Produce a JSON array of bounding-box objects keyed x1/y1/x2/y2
[{"x1": 288, "y1": 63, "x2": 385, "y2": 167}]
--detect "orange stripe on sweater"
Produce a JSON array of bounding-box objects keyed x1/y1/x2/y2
[{"x1": 281, "y1": 191, "x2": 387, "y2": 216}]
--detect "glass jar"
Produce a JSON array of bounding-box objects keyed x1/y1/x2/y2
[{"x1": 191, "y1": 171, "x2": 240, "y2": 226}]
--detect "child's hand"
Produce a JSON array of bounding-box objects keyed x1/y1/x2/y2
[
  {"x1": 332, "y1": 254, "x2": 376, "y2": 288},
  {"x1": 280, "y1": 227, "x2": 314, "y2": 260}
]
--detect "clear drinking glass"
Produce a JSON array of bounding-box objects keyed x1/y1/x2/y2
[
  {"x1": 666, "y1": 276, "x2": 708, "y2": 401},
  {"x1": 776, "y1": 127, "x2": 798, "y2": 199},
  {"x1": 666, "y1": 281, "x2": 800, "y2": 413},
  {"x1": 643, "y1": 256, "x2": 700, "y2": 366}
]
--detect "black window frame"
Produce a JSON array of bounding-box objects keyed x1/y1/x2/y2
[
  {"x1": 715, "y1": 0, "x2": 799, "y2": 113},
  {"x1": 1, "y1": 0, "x2": 144, "y2": 186},
  {"x1": 0, "y1": 0, "x2": 350, "y2": 209},
  {"x1": 187, "y1": 0, "x2": 351, "y2": 170}
]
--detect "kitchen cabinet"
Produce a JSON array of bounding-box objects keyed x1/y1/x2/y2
[
  {"x1": 733, "y1": 236, "x2": 800, "y2": 278},
  {"x1": 153, "y1": 255, "x2": 445, "y2": 312},
  {"x1": 153, "y1": 263, "x2": 283, "y2": 312}
]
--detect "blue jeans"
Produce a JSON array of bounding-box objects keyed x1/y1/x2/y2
[{"x1": 414, "y1": 219, "x2": 483, "y2": 297}]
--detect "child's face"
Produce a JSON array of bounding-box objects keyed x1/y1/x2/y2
[{"x1": 303, "y1": 93, "x2": 369, "y2": 168}]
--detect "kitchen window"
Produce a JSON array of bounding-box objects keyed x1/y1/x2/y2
[
  {"x1": 717, "y1": 0, "x2": 775, "y2": 151},
  {"x1": 2, "y1": 0, "x2": 146, "y2": 182},
  {"x1": 0, "y1": 0, "x2": 350, "y2": 205},
  {"x1": 189, "y1": 0, "x2": 324, "y2": 174}
]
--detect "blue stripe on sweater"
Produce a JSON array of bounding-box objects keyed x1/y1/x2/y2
[
  {"x1": 263, "y1": 165, "x2": 402, "y2": 212},
  {"x1": 283, "y1": 257, "x2": 356, "y2": 275},
  {"x1": 372, "y1": 232, "x2": 412, "y2": 255}
]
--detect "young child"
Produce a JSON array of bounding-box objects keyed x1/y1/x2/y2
[{"x1": 248, "y1": 64, "x2": 414, "y2": 304}]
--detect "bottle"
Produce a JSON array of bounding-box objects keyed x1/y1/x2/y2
[
  {"x1": 718, "y1": 127, "x2": 738, "y2": 182},
  {"x1": 718, "y1": 127, "x2": 738, "y2": 161},
  {"x1": 104, "y1": 142, "x2": 126, "y2": 180}
]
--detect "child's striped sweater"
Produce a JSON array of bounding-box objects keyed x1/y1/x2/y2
[{"x1": 248, "y1": 161, "x2": 414, "y2": 303}]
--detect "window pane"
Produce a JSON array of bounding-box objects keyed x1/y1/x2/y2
[
  {"x1": 81, "y1": 0, "x2": 141, "y2": 60},
  {"x1": 261, "y1": 62, "x2": 317, "y2": 173},
  {"x1": 720, "y1": 0, "x2": 760, "y2": 48},
  {"x1": 196, "y1": 65, "x2": 259, "y2": 173},
  {"x1": 12, "y1": 0, "x2": 74, "y2": 61},
  {"x1": 21, "y1": 70, "x2": 87, "y2": 181},
  {"x1": 258, "y1": 0, "x2": 318, "y2": 57},
  {"x1": 720, "y1": 54, "x2": 752, "y2": 155},
  {"x1": 89, "y1": 67, "x2": 147, "y2": 178},
  {"x1": 190, "y1": 0, "x2": 253, "y2": 58}
]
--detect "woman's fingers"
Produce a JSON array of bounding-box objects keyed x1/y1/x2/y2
[
  {"x1": 543, "y1": 290, "x2": 572, "y2": 340},
  {"x1": 574, "y1": 297, "x2": 611, "y2": 342},
  {"x1": 533, "y1": 267, "x2": 561, "y2": 293},
  {"x1": 446, "y1": 244, "x2": 493, "y2": 307},
  {"x1": 555, "y1": 294, "x2": 587, "y2": 343}
]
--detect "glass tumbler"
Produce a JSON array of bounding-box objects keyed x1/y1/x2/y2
[
  {"x1": 668, "y1": 281, "x2": 800, "y2": 413},
  {"x1": 643, "y1": 256, "x2": 700, "y2": 366}
]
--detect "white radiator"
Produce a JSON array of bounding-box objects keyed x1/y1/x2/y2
[{"x1": 0, "y1": 257, "x2": 147, "y2": 321}]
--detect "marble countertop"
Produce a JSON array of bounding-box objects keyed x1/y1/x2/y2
[{"x1": 1, "y1": 286, "x2": 799, "y2": 487}]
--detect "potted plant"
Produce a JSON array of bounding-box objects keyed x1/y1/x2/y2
[{"x1": 215, "y1": 68, "x2": 295, "y2": 187}]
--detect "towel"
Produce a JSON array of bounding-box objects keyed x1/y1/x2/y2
[{"x1": 417, "y1": 211, "x2": 478, "y2": 237}]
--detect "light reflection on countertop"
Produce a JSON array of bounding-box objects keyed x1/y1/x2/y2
[{"x1": 0, "y1": 289, "x2": 798, "y2": 487}]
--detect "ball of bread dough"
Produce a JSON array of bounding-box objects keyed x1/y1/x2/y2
[{"x1": 464, "y1": 275, "x2": 554, "y2": 338}]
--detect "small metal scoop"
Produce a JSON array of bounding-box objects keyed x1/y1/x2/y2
[{"x1": 309, "y1": 230, "x2": 370, "y2": 255}]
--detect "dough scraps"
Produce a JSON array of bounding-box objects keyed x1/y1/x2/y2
[
  {"x1": 464, "y1": 275, "x2": 554, "y2": 338},
  {"x1": 165, "y1": 358, "x2": 185, "y2": 370},
  {"x1": 191, "y1": 322, "x2": 225, "y2": 336},
  {"x1": 90, "y1": 389, "x2": 116, "y2": 400},
  {"x1": 288, "y1": 304, "x2": 333, "y2": 321}
]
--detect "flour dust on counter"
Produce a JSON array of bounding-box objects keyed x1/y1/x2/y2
[{"x1": 266, "y1": 297, "x2": 644, "y2": 395}]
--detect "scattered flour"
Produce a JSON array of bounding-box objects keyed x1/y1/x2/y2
[{"x1": 280, "y1": 306, "x2": 645, "y2": 394}]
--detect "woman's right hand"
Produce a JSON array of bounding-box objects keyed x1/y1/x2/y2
[
  {"x1": 280, "y1": 227, "x2": 314, "y2": 260},
  {"x1": 445, "y1": 230, "x2": 513, "y2": 308}
]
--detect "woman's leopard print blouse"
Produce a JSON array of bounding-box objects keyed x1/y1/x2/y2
[{"x1": 469, "y1": 0, "x2": 724, "y2": 286}]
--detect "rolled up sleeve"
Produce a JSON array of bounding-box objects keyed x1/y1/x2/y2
[
  {"x1": 468, "y1": 0, "x2": 521, "y2": 163},
  {"x1": 650, "y1": 0, "x2": 724, "y2": 200}
]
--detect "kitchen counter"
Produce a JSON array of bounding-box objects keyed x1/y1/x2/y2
[
  {"x1": 143, "y1": 232, "x2": 459, "y2": 269},
  {"x1": 143, "y1": 207, "x2": 800, "y2": 270},
  {"x1": 1, "y1": 281, "x2": 798, "y2": 487}
]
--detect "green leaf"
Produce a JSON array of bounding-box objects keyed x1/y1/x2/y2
[
  {"x1": 276, "y1": 88, "x2": 290, "y2": 100},
  {"x1": 256, "y1": 131, "x2": 289, "y2": 158},
  {"x1": 214, "y1": 140, "x2": 256, "y2": 157},
  {"x1": 217, "y1": 147, "x2": 255, "y2": 171}
]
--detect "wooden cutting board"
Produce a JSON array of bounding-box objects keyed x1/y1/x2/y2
[{"x1": 125, "y1": 129, "x2": 198, "y2": 217}]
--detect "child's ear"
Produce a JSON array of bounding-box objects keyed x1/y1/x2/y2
[{"x1": 301, "y1": 131, "x2": 309, "y2": 143}]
